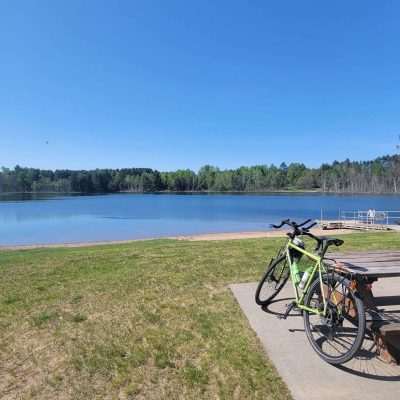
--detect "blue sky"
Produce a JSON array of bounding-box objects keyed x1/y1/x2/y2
[{"x1": 1, "y1": 1, "x2": 399, "y2": 171}]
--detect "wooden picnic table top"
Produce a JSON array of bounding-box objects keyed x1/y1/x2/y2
[{"x1": 324, "y1": 250, "x2": 400, "y2": 278}]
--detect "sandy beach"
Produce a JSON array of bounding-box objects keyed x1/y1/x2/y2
[
  {"x1": 173, "y1": 228, "x2": 356, "y2": 241},
  {"x1": 0, "y1": 228, "x2": 358, "y2": 250}
]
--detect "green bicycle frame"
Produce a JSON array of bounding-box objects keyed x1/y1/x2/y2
[{"x1": 284, "y1": 240, "x2": 328, "y2": 315}]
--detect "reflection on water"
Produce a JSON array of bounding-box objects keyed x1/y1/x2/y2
[{"x1": 0, "y1": 193, "x2": 399, "y2": 245}]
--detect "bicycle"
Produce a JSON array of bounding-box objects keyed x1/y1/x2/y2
[{"x1": 255, "y1": 219, "x2": 366, "y2": 365}]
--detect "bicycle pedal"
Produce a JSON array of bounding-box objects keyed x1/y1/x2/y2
[{"x1": 277, "y1": 302, "x2": 296, "y2": 320}]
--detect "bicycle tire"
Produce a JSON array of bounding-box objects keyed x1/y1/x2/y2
[
  {"x1": 303, "y1": 273, "x2": 365, "y2": 365},
  {"x1": 255, "y1": 254, "x2": 289, "y2": 306}
]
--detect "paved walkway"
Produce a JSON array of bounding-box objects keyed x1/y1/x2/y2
[{"x1": 230, "y1": 279, "x2": 400, "y2": 400}]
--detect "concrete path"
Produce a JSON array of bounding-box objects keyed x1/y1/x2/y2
[{"x1": 230, "y1": 279, "x2": 400, "y2": 400}]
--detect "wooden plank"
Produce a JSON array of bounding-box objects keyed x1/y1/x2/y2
[
  {"x1": 344, "y1": 267, "x2": 400, "y2": 274},
  {"x1": 336, "y1": 261, "x2": 400, "y2": 268},
  {"x1": 332, "y1": 255, "x2": 400, "y2": 261},
  {"x1": 327, "y1": 255, "x2": 400, "y2": 263},
  {"x1": 332, "y1": 265, "x2": 400, "y2": 272},
  {"x1": 325, "y1": 261, "x2": 400, "y2": 270},
  {"x1": 325, "y1": 265, "x2": 400, "y2": 277},
  {"x1": 323, "y1": 251, "x2": 400, "y2": 277},
  {"x1": 336, "y1": 262, "x2": 400, "y2": 268},
  {"x1": 325, "y1": 256, "x2": 400, "y2": 265},
  {"x1": 330, "y1": 251, "x2": 400, "y2": 256},
  {"x1": 329, "y1": 256, "x2": 400, "y2": 264},
  {"x1": 334, "y1": 269, "x2": 400, "y2": 277},
  {"x1": 328, "y1": 259, "x2": 400, "y2": 267},
  {"x1": 326, "y1": 266, "x2": 400, "y2": 277},
  {"x1": 331, "y1": 251, "x2": 400, "y2": 258},
  {"x1": 331, "y1": 252, "x2": 400, "y2": 260}
]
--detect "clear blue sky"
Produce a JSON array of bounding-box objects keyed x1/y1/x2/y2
[{"x1": 1, "y1": 1, "x2": 399, "y2": 171}]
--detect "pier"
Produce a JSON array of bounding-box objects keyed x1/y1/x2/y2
[{"x1": 319, "y1": 210, "x2": 400, "y2": 231}]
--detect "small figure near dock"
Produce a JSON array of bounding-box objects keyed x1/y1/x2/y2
[{"x1": 367, "y1": 208, "x2": 376, "y2": 225}]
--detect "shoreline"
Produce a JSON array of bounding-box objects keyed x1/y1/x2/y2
[
  {"x1": 0, "y1": 228, "x2": 359, "y2": 251},
  {"x1": 3, "y1": 190, "x2": 400, "y2": 196}
]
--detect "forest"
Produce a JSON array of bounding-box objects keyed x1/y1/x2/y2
[{"x1": 1, "y1": 154, "x2": 400, "y2": 194}]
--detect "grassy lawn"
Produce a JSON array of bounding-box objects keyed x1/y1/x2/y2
[{"x1": 1, "y1": 232, "x2": 400, "y2": 399}]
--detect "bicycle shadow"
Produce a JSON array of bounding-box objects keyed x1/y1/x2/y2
[
  {"x1": 261, "y1": 297, "x2": 302, "y2": 318},
  {"x1": 336, "y1": 337, "x2": 400, "y2": 381},
  {"x1": 261, "y1": 296, "x2": 400, "y2": 381}
]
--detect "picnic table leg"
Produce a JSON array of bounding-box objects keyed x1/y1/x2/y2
[{"x1": 357, "y1": 279, "x2": 400, "y2": 364}]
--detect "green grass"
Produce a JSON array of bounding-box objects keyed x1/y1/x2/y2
[{"x1": 1, "y1": 232, "x2": 399, "y2": 399}]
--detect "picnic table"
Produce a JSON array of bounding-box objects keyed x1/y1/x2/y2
[
  {"x1": 326, "y1": 250, "x2": 400, "y2": 278},
  {"x1": 325, "y1": 250, "x2": 400, "y2": 364}
]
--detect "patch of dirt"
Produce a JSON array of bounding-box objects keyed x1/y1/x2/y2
[{"x1": 0, "y1": 325, "x2": 67, "y2": 399}]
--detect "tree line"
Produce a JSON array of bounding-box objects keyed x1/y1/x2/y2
[{"x1": 1, "y1": 154, "x2": 400, "y2": 194}]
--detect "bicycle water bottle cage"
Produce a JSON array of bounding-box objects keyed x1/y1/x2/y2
[{"x1": 290, "y1": 237, "x2": 305, "y2": 263}]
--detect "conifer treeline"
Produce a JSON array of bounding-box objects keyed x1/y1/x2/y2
[{"x1": 1, "y1": 155, "x2": 400, "y2": 193}]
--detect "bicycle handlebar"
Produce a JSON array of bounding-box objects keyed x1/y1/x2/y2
[
  {"x1": 271, "y1": 219, "x2": 321, "y2": 242},
  {"x1": 304, "y1": 221, "x2": 317, "y2": 230},
  {"x1": 271, "y1": 218, "x2": 343, "y2": 255},
  {"x1": 270, "y1": 219, "x2": 290, "y2": 229},
  {"x1": 298, "y1": 219, "x2": 312, "y2": 228},
  {"x1": 271, "y1": 219, "x2": 312, "y2": 230}
]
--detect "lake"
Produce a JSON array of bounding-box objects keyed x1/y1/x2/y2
[{"x1": 0, "y1": 193, "x2": 400, "y2": 246}]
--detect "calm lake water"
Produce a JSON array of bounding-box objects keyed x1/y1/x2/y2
[{"x1": 0, "y1": 193, "x2": 400, "y2": 245}]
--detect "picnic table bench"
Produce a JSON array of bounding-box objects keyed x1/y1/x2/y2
[{"x1": 325, "y1": 250, "x2": 400, "y2": 364}]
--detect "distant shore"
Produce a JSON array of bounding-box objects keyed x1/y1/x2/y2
[
  {"x1": 0, "y1": 228, "x2": 357, "y2": 250},
  {"x1": 0, "y1": 189, "x2": 322, "y2": 195},
  {"x1": 2, "y1": 189, "x2": 400, "y2": 196}
]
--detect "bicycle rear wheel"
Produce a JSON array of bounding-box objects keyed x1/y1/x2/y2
[
  {"x1": 255, "y1": 255, "x2": 290, "y2": 306},
  {"x1": 303, "y1": 273, "x2": 365, "y2": 365}
]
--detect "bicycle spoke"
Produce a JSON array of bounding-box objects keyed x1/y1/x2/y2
[
  {"x1": 255, "y1": 255, "x2": 289, "y2": 305},
  {"x1": 305, "y1": 274, "x2": 365, "y2": 363}
]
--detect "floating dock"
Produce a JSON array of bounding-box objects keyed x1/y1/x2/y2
[
  {"x1": 318, "y1": 220, "x2": 397, "y2": 231},
  {"x1": 318, "y1": 210, "x2": 400, "y2": 231}
]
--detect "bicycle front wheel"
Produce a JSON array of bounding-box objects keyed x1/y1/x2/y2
[
  {"x1": 255, "y1": 254, "x2": 289, "y2": 306},
  {"x1": 303, "y1": 273, "x2": 365, "y2": 365}
]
